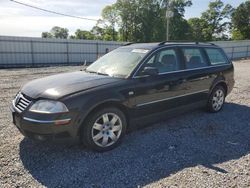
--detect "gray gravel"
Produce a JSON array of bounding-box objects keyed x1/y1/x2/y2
[{"x1": 0, "y1": 61, "x2": 250, "y2": 188}]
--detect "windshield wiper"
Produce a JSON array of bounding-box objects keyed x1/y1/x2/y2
[
  {"x1": 84, "y1": 70, "x2": 97, "y2": 74},
  {"x1": 85, "y1": 70, "x2": 109, "y2": 76},
  {"x1": 96, "y1": 72, "x2": 109, "y2": 76}
]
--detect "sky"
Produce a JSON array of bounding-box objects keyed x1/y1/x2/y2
[{"x1": 0, "y1": 0, "x2": 246, "y2": 37}]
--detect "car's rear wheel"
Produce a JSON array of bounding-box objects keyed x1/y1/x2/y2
[
  {"x1": 81, "y1": 107, "x2": 127, "y2": 152},
  {"x1": 207, "y1": 85, "x2": 226, "y2": 113}
]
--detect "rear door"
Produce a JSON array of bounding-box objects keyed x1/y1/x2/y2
[{"x1": 178, "y1": 46, "x2": 214, "y2": 103}]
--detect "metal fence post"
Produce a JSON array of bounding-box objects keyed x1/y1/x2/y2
[
  {"x1": 66, "y1": 41, "x2": 69, "y2": 65},
  {"x1": 96, "y1": 41, "x2": 99, "y2": 60},
  {"x1": 246, "y1": 46, "x2": 249, "y2": 58},
  {"x1": 231, "y1": 47, "x2": 235, "y2": 60},
  {"x1": 30, "y1": 40, "x2": 35, "y2": 67}
]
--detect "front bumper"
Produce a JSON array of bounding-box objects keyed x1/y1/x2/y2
[{"x1": 10, "y1": 101, "x2": 80, "y2": 143}]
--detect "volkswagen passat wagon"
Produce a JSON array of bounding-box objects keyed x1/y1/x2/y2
[{"x1": 10, "y1": 42, "x2": 234, "y2": 151}]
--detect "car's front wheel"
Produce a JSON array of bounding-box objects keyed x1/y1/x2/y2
[
  {"x1": 207, "y1": 85, "x2": 226, "y2": 113},
  {"x1": 81, "y1": 107, "x2": 127, "y2": 152}
]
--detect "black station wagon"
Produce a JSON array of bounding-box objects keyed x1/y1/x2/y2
[{"x1": 10, "y1": 42, "x2": 234, "y2": 151}]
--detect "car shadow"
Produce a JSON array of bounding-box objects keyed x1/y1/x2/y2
[{"x1": 19, "y1": 102, "x2": 250, "y2": 187}]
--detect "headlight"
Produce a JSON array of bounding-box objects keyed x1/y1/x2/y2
[{"x1": 29, "y1": 100, "x2": 69, "y2": 114}]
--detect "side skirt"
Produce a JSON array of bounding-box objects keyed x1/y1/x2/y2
[{"x1": 128, "y1": 100, "x2": 207, "y2": 132}]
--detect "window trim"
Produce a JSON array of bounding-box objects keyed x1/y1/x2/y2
[
  {"x1": 131, "y1": 45, "x2": 231, "y2": 79},
  {"x1": 133, "y1": 63, "x2": 231, "y2": 78}
]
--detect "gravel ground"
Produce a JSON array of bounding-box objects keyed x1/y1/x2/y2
[{"x1": 0, "y1": 61, "x2": 249, "y2": 188}]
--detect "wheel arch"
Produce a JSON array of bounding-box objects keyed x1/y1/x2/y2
[
  {"x1": 78, "y1": 100, "x2": 130, "y2": 136},
  {"x1": 210, "y1": 80, "x2": 228, "y2": 96}
]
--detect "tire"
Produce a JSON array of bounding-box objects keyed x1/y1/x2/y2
[
  {"x1": 207, "y1": 85, "x2": 226, "y2": 113},
  {"x1": 81, "y1": 107, "x2": 127, "y2": 152}
]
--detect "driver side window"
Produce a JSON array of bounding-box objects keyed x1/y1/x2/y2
[{"x1": 141, "y1": 48, "x2": 179, "y2": 74}]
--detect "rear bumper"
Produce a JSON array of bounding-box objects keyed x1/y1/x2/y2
[
  {"x1": 228, "y1": 79, "x2": 235, "y2": 95},
  {"x1": 10, "y1": 102, "x2": 80, "y2": 143}
]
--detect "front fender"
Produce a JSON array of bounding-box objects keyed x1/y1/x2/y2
[{"x1": 64, "y1": 87, "x2": 132, "y2": 131}]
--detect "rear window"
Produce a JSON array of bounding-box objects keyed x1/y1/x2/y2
[
  {"x1": 205, "y1": 48, "x2": 228, "y2": 65},
  {"x1": 182, "y1": 48, "x2": 207, "y2": 69}
]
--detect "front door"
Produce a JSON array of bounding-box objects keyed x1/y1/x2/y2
[{"x1": 132, "y1": 47, "x2": 190, "y2": 118}]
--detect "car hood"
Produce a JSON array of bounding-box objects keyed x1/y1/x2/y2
[{"x1": 21, "y1": 71, "x2": 121, "y2": 100}]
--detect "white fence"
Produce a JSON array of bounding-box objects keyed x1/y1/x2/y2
[
  {"x1": 0, "y1": 36, "x2": 124, "y2": 68},
  {"x1": 0, "y1": 36, "x2": 249, "y2": 68},
  {"x1": 213, "y1": 40, "x2": 250, "y2": 60}
]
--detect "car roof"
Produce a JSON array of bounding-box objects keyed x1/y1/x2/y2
[{"x1": 122, "y1": 42, "x2": 220, "y2": 50}]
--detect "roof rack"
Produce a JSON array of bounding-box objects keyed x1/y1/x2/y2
[
  {"x1": 158, "y1": 40, "x2": 190, "y2": 45},
  {"x1": 123, "y1": 42, "x2": 134, "y2": 46},
  {"x1": 158, "y1": 41, "x2": 216, "y2": 46},
  {"x1": 195, "y1": 42, "x2": 216, "y2": 46}
]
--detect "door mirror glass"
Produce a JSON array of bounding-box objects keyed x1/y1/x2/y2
[{"x1": 142, "y1": 67, "x2": 159, "y2": 76}]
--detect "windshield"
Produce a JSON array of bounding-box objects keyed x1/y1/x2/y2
[{"x1": 86, "y1": 48, "x2": 149, "y2": 78}]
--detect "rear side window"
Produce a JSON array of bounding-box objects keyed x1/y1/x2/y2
[
  {"x1": 182, "y1": 48, "x2": 207, "y2": 69},
  {"x1": 205, "y1": 48, "x2": 228, "y2": 65}
]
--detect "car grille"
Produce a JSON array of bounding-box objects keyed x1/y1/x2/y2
[{"x1": 14, "y1": 93, "x2": 32, "y2": 112}]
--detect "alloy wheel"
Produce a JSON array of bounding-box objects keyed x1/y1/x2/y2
[
  {"x1": 91, "y1": 113, "x2": 123, "y2": 147},
  {"x1": 212, "y1": 89, "x2": 225, "y2": 111}
]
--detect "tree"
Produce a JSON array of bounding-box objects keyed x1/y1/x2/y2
[
  {"x1": 50, "y1": 26, "x2": 69, "y2": 39},
  {"x1": 231, "y1": 30, "x2": 245, "y2": 40},
  {"x1": 41, "y1": 32, "x2": 53, "y2": 38},
  {"x1": 232, "y1": 1, "x2": 250, "y2": 40},
  {"x1": 201, "y1": 0, "x2": 233, "y2": 40},
  {"x1": 188, "y1": 18, "x2": 210, "y2": 41},
  {"x1": 104, "y1": 0, "x2": 192, "y2": 42},
  {"x1": 102, "y1": 5, "x2": 119, "y2": 41},
  {"x1": 114, "y1": 0, "x2": 138, "y2": 41},
  {"x1": 101, "y1": 26, "x2": 118, "y2": 41},
  {"x1": 74, "y1": 29, "x2": 95, "y2": 40},
  {"x1": 41, "y1": 26, "x2": 69, "y2": 39},
  {"x1": 162, "y1": 0, "x2": 192, "y2": 16},
  {"x1": 91, "y1": 25, "x2": 105, "y2": 40},
  {"x1": 160, "y1": 0, "x2": 192, "y2": 40}
]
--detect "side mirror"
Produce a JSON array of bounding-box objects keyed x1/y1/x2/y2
[{"x1": 142, "y1": 67, "x2": 159, "y2": 76}]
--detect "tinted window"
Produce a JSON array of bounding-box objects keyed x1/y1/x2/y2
[
  {"x1": 141, "y1": 48, "x2": 179, "y2": 74},
  {"x1": 205, "y1": 48, "x2": 228, "y2": 65},
  {"x1": 182, "y1": 48, "x2": 207, "y2": 69}
]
